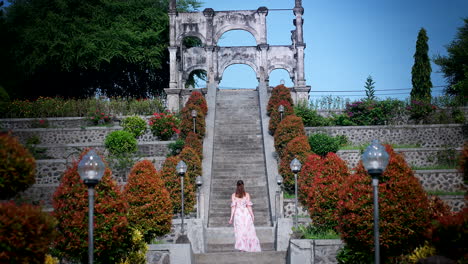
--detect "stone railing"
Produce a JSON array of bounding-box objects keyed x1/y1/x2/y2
[
  {"x1": 306, "y1": 124, "x2": 466, "y2": 148},
  {"x1": 288, "y1": 239, "x2": 343, "y2": 264}
]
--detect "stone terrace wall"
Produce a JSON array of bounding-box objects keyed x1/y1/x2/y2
[{"x1": 306, "y1": 124, "x2": 466, "y2": 148}]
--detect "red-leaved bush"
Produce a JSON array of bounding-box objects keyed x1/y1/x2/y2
[
  {"x1": 269, "y1": 100, "x2": 294, "y2": 135},
  {"x1": 184, "y1": 132, "x2": 203, "y2": 158},
  {"x1": 267, "y1": 84, "x2": 294, "y2": 116},
  {"x1": 185, "y1": 91, "x2": 208, "y2": 116},
  {"x1": 179, "y1": 146, "x2": 202, "y2": 185},
  {"x1": 0, "y1": 202, "x2": 56, "y2": 264},
  {"x1": 0, "y1": 132, "x2": 36, "y2": 199},
  {"x1": 278, "y1": 135, "x2": 312, "y2": 193},
  {"x1": 124, "y1": 160, "x2": 172, "y2": 243},
  {"x1": 179, "y1": 104, "x2": 206, "y2": 139},
  {"x1": 159, "y1": 156, "x2": 196, "y2": 214},
  {"x1": 335, "y1": 145, "x2": 432, "y2": 259},
  {"x1": 274, "y1": 115, "x2": 306, "y2": 159},
  {"x1": 427, "y1": 208, "x2": 468, "y2": 262},
  {"x1": 52, "y1": 151, "x2": 131, "y2": 263},
  {"x1": 299, "y1": 152, "x2": 349, "y2": 230}
]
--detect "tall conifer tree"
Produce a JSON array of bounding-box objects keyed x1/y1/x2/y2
[{"x1": 410, "y1": 28, "x2": 432, "y2": 102}]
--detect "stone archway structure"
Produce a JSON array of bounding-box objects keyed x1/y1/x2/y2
[{"x1": 165, "y1": 0, "x2": 311, "y2": 111}]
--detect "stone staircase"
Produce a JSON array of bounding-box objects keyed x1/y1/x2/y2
[
  {"x1": 195, "y1": 251, "x2": 287, "y2": 264},
  {"x1": 205, "y1": 89, "x2": 273, "y2": 254}
]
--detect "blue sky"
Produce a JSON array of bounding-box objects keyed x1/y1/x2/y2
[{"x1": 196, "y1": 0, "x2": 467, "y2": 101}]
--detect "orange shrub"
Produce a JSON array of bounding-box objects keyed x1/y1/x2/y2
[
  {"x1": 278, "y1": 135, "x2": 312, "y2": 193},
  {"x1": 179, "y1": 104, "x2": 206, "y2": 139},
  {"x1": 52, "y1": 151, "x2": 131, "y2": 263},
  {"x1": 267, "y1": 84, "x2": 293, "y2": 116},
  {"x1": 0, "y1": 133, "x2": 36, "y2": 199},
  {"x1": 185, "y1": 91, "x2": 208, "y2": 116},
  {"x1": 124, "y1": 160, "x2": 172, "y2": 243},
  {"x1": 274, "y1": 115, "x2": 305, "y2": 159},
  {"x1": 298, "y1": 152, "x2": 349, "y2": 230},
  {"x1": 159, "y1": 156, "x2": 196, "y2": 215},
  {"x1": 184, "y1": 132, "x2": 203, "y2": 158},
  {"x1": 335, "y1": 145, "x2": 432, "y2": 260},
  {"x1": 269, "y1": 100, "x2": 294, "y2": 135},
  {"x1": 0, "y1": 202, "x2": 56, "y2": 264}
]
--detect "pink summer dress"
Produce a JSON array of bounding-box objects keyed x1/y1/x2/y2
[{"x1": 231, "y1": 196, "x2": 261, "y2": 252}]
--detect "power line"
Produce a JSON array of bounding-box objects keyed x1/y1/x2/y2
[{"x1": 309, "y1": 85, "x2": 446, "y2": 93}]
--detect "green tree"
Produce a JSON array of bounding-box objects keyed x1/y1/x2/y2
[
  {"x1": 364, "y1": 75, "x2": 376, "y2": 100},
  {"x1": 410, "y1": 28, "x2": 432, "y2": 103},
  {"x1": 0, "y1": 0, "x2": 200, "y2": 99},
  {"x1": 434, "y1": 18, "x2": 468, "y2": 98}
]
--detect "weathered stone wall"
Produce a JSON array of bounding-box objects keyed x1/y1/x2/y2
[
  {"x1": 337, "y1": 148, "x2": 463, "y2": 169},
  {"x1": 306, "y1": 124, "x2": 466, "y2": 148}
]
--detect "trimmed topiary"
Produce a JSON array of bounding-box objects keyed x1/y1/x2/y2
[
  {"x1": 335, "y1": 145, "x2": 432, "y2": 260},
  {"x1": 104, "y1": 130, "x2": 138, "y2": 156},
  {"x1": 184, "y1": 132, "x2": 203, "y2": 158},
  {"x1": 274, "y1": 115, "x2": 306, "y2": 159},
  {"x1": 179, "y1": 104, "x2": 205, "y2": 139},
  {"x1": 159, "y1": 156, "x2": 196, "y2": 215},
  {"x1": 299, "y1": 152, "x2": 349, "y2": 231},
  {"x1": 0, "y1": 133, "x2": 36, "y2": 200},
  {"x1": 52, "y1": 150, "x2": 132, "y2": 263},
  {"x1": 269, "y1": 100, "x2": 294, "y2": 135},
  {"x1": 121, "y1": 115, "x2": 147, "y2": 138},
  {"x1": 124, "y1": 160, "x2": 172, "y2": 243},
  {"x1": 185, "y1": 91, "x2": 208, "y2": 116},
  {"x1": 267, "y1": 84, "x2": 293, "y2": 116},
  {"x1": 0, "y1": 202, "x2": 57, "y2": 264},
  {"x1": 278, "y1": 135, "x2": 312, "y2": 193},
  {"x1": 308, "y1": 133, "x2": 343, "y2": 156}
]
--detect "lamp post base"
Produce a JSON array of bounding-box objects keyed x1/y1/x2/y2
[{"x1": 176, "y1": 234, "x2": 190, "y2": 244}]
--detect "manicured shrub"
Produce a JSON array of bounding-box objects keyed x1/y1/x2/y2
[
  {"x1": 335, "y1": 145, "x2": 432, "y2": 260},
  {"x1": 294, "y1": 101, "x2": 331, "y2": 127},
  {"x1": 344, "y1": 99, "x2": 405, "y2": 126},
  {"x1": 184, "y1": 132, "x2": 203, "y2": 158},
  {"x1": 0, "y1": 133, "x2": 36, "y2": 200},
  {"x1": 267, "y1": 84, "x2": 294, "y2": 116},
  {"x1": 299, "y1": 152, "x2": 349, "y2": 231},
  {"x1": 274, "y1": 115, "x2": 305, "y2": 159},
  {"x1": 407, "y1": 99, "x2": 437, "y2": 123},
  {"x1": 124, "y1": 160, "x2": 172, "y2": 243},
  {"x1": 185, "y1": 91, "x2": 208, "y2": 116},
  {"x1": 148, "y1": 111, "x2": 181, "y2": 140},
  {"x1": 269, "y1": 100, "x2": 294, "y2": 135},
  {"x1": 179, "y1": 104, "x2": 205, "y2": 139},
  {"x1": 104, "y1": 130, "x2": 138, "y2": 156},
  {"x1": 159, "y1": 156, "x2": 196, "y2": 214},
  {"x1": 167, "y1": 139, "x2": 185, "y2": 157},
  {"x1": 427, "y1": 208, "x2": 468, "y2": 262},
  {"x1": 52, "y1": 151, "x2": 132, "y2": 263},
  {"x1": 308, "y1": 133, "x2": 344, "y2": 156},
  {"x1": 121, "y1": 115, "x2": 147, "y2": 138},
  {"x1": 0, "y1": 202, "x2": 57, "y2": 264},
  {"x1": 278, "y1": 135, "x2": 312, "y2": 193}
]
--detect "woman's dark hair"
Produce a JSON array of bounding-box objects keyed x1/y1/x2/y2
[{"x1": 235, "y1": 180, "x2": 246, "y2": 198}]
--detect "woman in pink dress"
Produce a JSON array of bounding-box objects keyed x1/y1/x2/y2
[{"x1": 228, "y1": 180, "x2": 261, "y2": 252}]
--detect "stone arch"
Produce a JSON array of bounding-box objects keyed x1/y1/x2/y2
[
  {"x1": 268, "y1": 66, "x2": 295, "y2": 80},
  {"x1": 182, "y1": 65, "x2": 208, "y2": 86},
  {"x1": 177, "y1": 32, "x2": 206, "y2": 47},
  {"x1": 214, "y1": 26, "x2": 260, "y2": 46},
  {"x1": 218, "y1": 61, "x2": 259, "y2": 82}
]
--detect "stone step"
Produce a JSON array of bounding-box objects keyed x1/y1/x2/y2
[
  {"x1": 205, "y1": 226, "x2": 274, "y2": 244},
  {"x1": 195, "y1": 251, "x2": 286, "y2": 264}
]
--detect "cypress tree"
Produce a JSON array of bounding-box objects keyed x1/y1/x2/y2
[{"x1": 410, "y1": 28, "x2": 432, "y2": 103}]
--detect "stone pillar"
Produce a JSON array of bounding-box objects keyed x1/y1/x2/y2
[
  {"x1": 164, "y1": 88, "x2": 182, "y2": 112},
  {"x1": 257, "y1": 7, "x2": 269, "y2": 44},
  {"x1": 292, "y1": 0, "x2": 310, "y2": 103},
  {"x1": 258, "y1": 44, "x2": 269, "y2": 89},
  {"x1": 168, "y1": 47, "x2": 178, "y2": 89},
  {"x1": 180, "y1": 88, "x2": 193, "y2": 107},
  {"x1": 204, "y1": 8, "x2": 216, "y2": 87}
]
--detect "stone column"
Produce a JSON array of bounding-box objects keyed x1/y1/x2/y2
[
  {"x1": 204, "y1": 8, "x2": 216, "y2": 88},
  {"x1": 164, "y1": 88, "x2": 182, "y2": 112},
  {"x1": 257, "y1": 7, "x2": 269, "y2": 44},
  {"x1": 258, "y1": 44, "x2": 269, "y2": 90}
]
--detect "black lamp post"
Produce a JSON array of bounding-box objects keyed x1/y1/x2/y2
[
  {"x1": 191, "y1": 109, "x2": 197, "y2": 133},
  {"x1": 362, "y1": 140, "x2": 389, "y2": 264},
  {"x1": 196, "y1": 175, "x2": 203, "y2": 219},
  {"x1": 290, "y1": 158, "x2": 302, "y2": 227},
  {"x1": 276, "y1": 175, "x2": 283, "y2": 221},
  {"x1": 77, "y1": 149, "x2": 105, "y2": 264},
  {"x1": 176, "y1": 160, "x2": 187, "y2": 235},
  {"x1": 278, "y1": 105, "x2": 285, "y2": 121}
]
